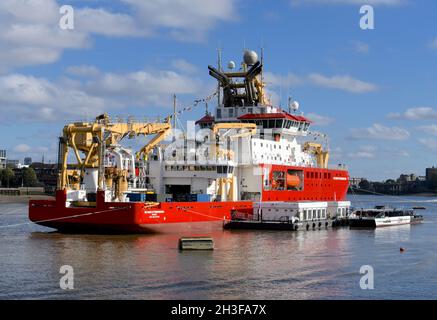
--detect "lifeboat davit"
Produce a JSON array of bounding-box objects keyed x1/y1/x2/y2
[{"x1": 286, "y1": 174, "x2": 301, "y2": 188}]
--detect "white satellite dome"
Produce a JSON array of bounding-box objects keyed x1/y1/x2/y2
[
  {"x1": 227, "y1": 61, "x2": 236, "y2": 70},
  {"x1": 291, "y1": 101, "x2": 299, "y2": 112},
  {"x1": 243, "y1": 50, "x2": 258, "y2": 65}
]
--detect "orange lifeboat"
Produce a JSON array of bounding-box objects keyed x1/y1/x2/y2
[{"x1": 286, "y1": 174, "x2": 301, "y2": 188}]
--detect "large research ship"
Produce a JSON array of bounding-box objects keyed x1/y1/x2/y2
[{"x1": 29, "y1": 50, "x2": 350, "y2": 233}]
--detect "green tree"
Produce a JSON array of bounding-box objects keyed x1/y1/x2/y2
[
  {"x1": 359, "y1": 179, "x2": 370, "y2": 190},
  {"x1": 22, "y1": 167, "x2": 38, "y2": 187},
  {"x1": 0, "y1": 168, "x2": 15, "y2": 188}
]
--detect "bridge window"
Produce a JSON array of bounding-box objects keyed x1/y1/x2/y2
[
  {"x1": 298, "y1": 122, "x2": 304, "y2": 131},
  {"x1": 285, "y1": 120, "x2": 291, "y2": 129}
]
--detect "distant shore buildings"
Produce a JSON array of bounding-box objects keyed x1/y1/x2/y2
[
  {"x1": 0, "y1": 150, "x2": 6, "y2": 169},
  {"x1": 0, "y1": 148, "x2": 56, "y2": 192},
  {"x1": 350, "y1": 169, "x2": 436, "y2": 195},
  {"x1": 2, "y1": 145, "x2": 437, "y2": 196}
]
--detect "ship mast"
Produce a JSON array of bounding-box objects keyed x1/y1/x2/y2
[
  {"x1": 172, "y1": 94, "x2": 177, "y2": 130},
  {"x1": 217, "y1": 48, "x2": 222, "y2": 106}
]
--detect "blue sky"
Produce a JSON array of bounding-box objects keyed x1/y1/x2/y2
[{"x1": 0, "y1": 0, "x2": 436, "y2": 180}]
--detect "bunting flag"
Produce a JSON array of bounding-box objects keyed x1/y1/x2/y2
[{"x1": 170, "y1": 90, "x2": 219, "y2": 118}]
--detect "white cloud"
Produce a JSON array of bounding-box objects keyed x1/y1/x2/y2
[
  {"x1": 397, "y1": 150, "x2": 410, "y2": 157},
  {"x1": 429, "y1": 38, "x2": 437, "y2": 49},
  {"x1": 306, "y1": 113, "x2": 334, "y2": 126},
  {"x1": 0, "y1": 73, "x2": 109, "y2": 122},
  {"x1": 75, "y1": 8, "x2": 149, "y2": 37},
  {"x1": 264, "y1": 72, "x2": 304, "y2": 87},
  {"x1": 66, "y1": 65, "x2": 100, "y2": 77},
  {"x1": 388, "y1": 107, "x2": 437, "y2": 120},
  {"x1": 13, "y1": 144, "x2": 31, "y2": 153},
  {"x1": 0, "y1": 0, "x2": 238, "y2": 70},
  {"x1": 86, "y1": 69, "x2": 201, "y2": 103},
  {"x1": 13, "y1": 144, "x2": 48, "y2": 153},
  {"x1": 0, "y1": 0, "x2": 88, "y2": 69},
  {"x1": 308, "y1": 73, "x2": 377, "y2": 93},
  {"x1": 291, "y1": 0, "x2": 405, "y2": 5},
  {"x1": 348, "y1": 145, "x2": 377, "y2": 159},
  {"x1": 350, "y1": 123, "x2": 410, "y2": 140},
  {"x1": 120, "y1": 0, "x2": 237, "y2": 41},
  {"x1": 418, "y1": 138, "x2": 437, "y2": 152},
  {"x1": 382, "y1": 147, "x2": 409, "y2": 158},
  {"x1": 265, "y1": 71, "x2": 377, "y2": 94},
  {"x1": 171, "y1": 59, "x2": 198, "y2": 75},
  {"x1": 0, "y1": 65, "x2": 208, "y2": 122},
  {"x1": 328, "y1": 147, "x2": 345, "y2": 161},
  {"x1": 417, "y1": 124, "x2": 437, "y2": 136},
  {"x1": 352, "y1": 41, "x2": 369, "y2": 54}
]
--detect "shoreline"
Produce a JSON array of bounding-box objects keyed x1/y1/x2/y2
[
  {"x1": 348, "y1": 192, "x2": 437, "y2": 197},
  {"x1": 0, "y1": 195, "x2": 55, "y2": 204}
]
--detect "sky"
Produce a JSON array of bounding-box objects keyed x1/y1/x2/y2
[{"x1": 0, "y1": 0, "x2": 436, "y2": 181}]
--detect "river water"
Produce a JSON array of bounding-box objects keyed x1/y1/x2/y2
[{"x1": 0, "y1": 195, "x2": 436, "y2": 300}]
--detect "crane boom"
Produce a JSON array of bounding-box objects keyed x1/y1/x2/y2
[
  {"x1": 303, "y1": 142, "x2": 329, "y2": 169},
  {"x1": 58, "y1": 114, "x2": 172, "y2": 190}
]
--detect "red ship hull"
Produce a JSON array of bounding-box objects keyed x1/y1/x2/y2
[
  {"x1": 29, "y1": 190, "x2": 252, "y2": 234},
  {"x1": 28, "y1": 167, "x2": 348, "y2": 233}
]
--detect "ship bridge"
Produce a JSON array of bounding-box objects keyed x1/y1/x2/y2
[
  {"x1": 238, "y1": 112, "x2": 312, "y2": 139},
  {"x1": 202, "y1": 49, "x2": 313, "y2": 140}
]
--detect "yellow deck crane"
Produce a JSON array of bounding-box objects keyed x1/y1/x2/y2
[
  {"x1": 58, "y1": 114, "x2": 171, "y2": 196},
  {"x1": 210, "y1": 122, "x2": 257, "y2": 160},
  {"x1": 303, "y1": 142, "x2": 330, "y2": 169},
  {"x1": 210, "y1": 122, "x2": 257, "y2": 201}
]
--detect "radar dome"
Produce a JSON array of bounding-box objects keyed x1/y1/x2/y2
[
  {"x1": 227, "y1": 61, "x2": 236, "y2": 70},
  {"x1": 243, "y1": 50, "x2": 258, "y2": 65},
  {"x1": 291, "y1": 101, "x2": 299, "y2": 112}
]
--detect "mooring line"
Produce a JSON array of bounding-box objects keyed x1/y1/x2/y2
[
  {"x1": 180, "y1": 208, "x2": 229, "y2": 221},
  {"x1": 0, "y1": 206, "x2": 130, "y2": 229}
]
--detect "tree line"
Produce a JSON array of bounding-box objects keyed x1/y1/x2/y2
[{"x1": 0, "y1": 167, "x2": 39, "y2": 188}]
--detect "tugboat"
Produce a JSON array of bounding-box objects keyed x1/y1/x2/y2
[
  {"x1": 29, "y1": 50, "x2": 350, "y2": 233},
  {"x1": 349, "y1": 206, "x2": 423, "y2": 228}
]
